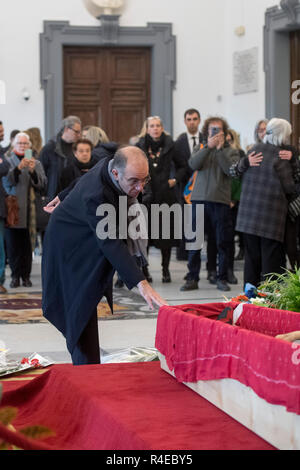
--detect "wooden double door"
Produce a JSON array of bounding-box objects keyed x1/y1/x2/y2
[{"x1": 63, "y1": 46, "x2": 151, "y2": 144}]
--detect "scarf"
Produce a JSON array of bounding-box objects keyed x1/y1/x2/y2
[
  {"x1": 75, "y1": 158, "x2": 96, "y2": 174},
  {"x1": 145, "y1": 133, "x2": 165, "y2": 155},
  {"x1": 108, "y1": 160, "x2": 148, "y2": 265}
]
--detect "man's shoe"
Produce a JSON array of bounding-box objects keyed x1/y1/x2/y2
[
  {"x1": 180, "y1": 280, "x2": 198, "y2": 291},
  {"x1": 216, "y1": 280, "x2": 231, "y2": 292},
  {"x1": 10, "y1": 278, "x2": 20, "y2": 288},
  {"x1": 227, "y1": 270, "x2": 238, "y2": 285},
  {"x1": 162, "y1": 269, "x2": 171, "y2": 283},
  {"x1": 22, "y1": 278, "x2": 32, "y2": 287},
  {"x1": 0, "y1": 285, "x2": 7, "y2": 294},
  {"x1": 207, "y1": 271, "x2": 217, "y2": 285}
]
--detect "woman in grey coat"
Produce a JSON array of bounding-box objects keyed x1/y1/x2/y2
[
  {"x1": 2, "y1": 132, "x2": 47, "y2": 287},
  {"x1": 234, "y1": 119, "x2": 298, "y2": 288}
]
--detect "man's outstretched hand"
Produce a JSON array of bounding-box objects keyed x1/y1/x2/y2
[
  {"x1": 43, "y1": 196, "x2": 61, "y2": 214},
  {"x1": 137, "y1": 280, "x2": 169, "y2": 311}
]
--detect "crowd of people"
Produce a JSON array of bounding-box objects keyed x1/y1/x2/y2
[{"x1": 0, "y1": 110, "x2": 299, "y2": 296}]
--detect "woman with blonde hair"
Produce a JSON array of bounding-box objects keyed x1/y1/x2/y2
[
  {"x1": 136, "y1": 116, "x2": 186, "y2": 283},
  {"x1": 85, "y1": 126, "x2": 118, "y2": 162},
  {"x1": 24, "y1": 127, "x2": 43, "y2": 157}
]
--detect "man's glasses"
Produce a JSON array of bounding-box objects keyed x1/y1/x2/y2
[
  {"x1": 126, "y1": 175, "x2": 151, "y2": 187},
  {"x1": 69, "y1": 127, "x2": 81, "y2": 136},
  {"x1": 16, "y1": 141, "x2": 30, "y2": 146}
]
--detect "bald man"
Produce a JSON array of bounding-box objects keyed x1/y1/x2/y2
[{"x1": 42, "y1": 146, "x2": 168, "y2": 365}]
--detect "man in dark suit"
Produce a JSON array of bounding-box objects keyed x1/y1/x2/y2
[
  {"x1": 42, "y1": 146, "x2": 168, "y2": 365},
  {"x1": 174, "y1": 109, "x2": 203, "y2": 261}
]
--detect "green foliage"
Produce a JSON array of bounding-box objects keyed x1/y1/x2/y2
[{"x1": 259, "y1": 268, "x2": 300, "y2": 312}]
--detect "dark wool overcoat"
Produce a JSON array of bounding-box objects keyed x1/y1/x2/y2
[
  {"x1": 136, "y1": 134, "x2": 187, "y2": 249},
  {"x1": 236, "y1": 143, "x2": 297, "y2": 243},
  {"x1": 42, "y1": 158, "x2": 145, "y2": 355}
]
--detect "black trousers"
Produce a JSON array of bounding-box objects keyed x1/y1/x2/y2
[
  {"x1": 5, "y1": 228, "x2": 32, "y2": 280},
  {"x1": 161, "y1": 247, "x2": 172, "y2": 273},
  {"x1": 243, "y1": 233, "x2": 286, "y2": 288},
  {"x1": 71, "y1": 308, "x2": 100, "y2": 365},
  {"x1": 205, "y1": 202, "x2": 232, "y2": 281}
]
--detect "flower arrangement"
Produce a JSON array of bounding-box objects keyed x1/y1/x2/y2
[{"x1": 231, "y1": 268, "x2": 300, "y2": 313}]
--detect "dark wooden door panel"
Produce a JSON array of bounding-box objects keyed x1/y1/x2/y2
[
  {"x1": 290, "y1": 31, "x2": 300, "y2": 150},
  {"x1": 63, "y1": 46, "x2": 151, "y2": 144},
  {"x1": 111, "y1": 106, "x2": 145, "y2": 144}
]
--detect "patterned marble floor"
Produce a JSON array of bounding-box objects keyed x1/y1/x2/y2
[{"x1": 0, "y1": 247, "x2": 245, "y2": 364}]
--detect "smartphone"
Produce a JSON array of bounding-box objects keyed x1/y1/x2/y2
[
  {"x1": 24, "y1": 149, "x2": 32, "y2": 159},
  {"x1": 211, "y1": 127, "x2": 221, "y2": 137}
]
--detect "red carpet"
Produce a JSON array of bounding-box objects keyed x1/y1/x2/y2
[{"x1": 0, "y1": 362, "x2": 275, "y2": 450}]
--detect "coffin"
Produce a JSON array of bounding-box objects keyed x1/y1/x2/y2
[{"x1": 155, "y1": 302, "x2": 300, "y2": 450}]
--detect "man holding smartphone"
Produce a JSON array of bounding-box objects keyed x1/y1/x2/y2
[{"x1": 182, "y1": 117, "x2": 240, "y2": 292}]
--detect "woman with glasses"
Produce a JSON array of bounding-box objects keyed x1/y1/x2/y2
[
  {"x1": 136, "y1": 116, "x2": 186, "y2": 283},
  {"x1": 2, "y1": 132, "x2": 47, "y2": 288}
]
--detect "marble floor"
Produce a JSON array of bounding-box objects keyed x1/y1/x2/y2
[{"x1": 0, "y1": 247, "x2": 245, "y2": 364}]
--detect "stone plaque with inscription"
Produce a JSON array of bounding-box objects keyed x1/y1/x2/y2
[{"x1": 233, "y1": 47, "x2": 259, "y2": 95}]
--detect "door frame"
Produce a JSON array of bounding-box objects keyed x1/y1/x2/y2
[
  {"x1": 264, "y1": 0, "x2": 300, "y2": 121},
  {"x1": 40, "y1": 17, "x2": 176, "y2": 141}
]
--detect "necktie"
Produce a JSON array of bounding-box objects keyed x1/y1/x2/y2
[{"x1": 192, "y1": 136, "x2": 197, "y2": 149}]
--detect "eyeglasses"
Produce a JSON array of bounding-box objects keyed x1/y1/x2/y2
[
  {"x1": 126, "y1": 175, "x2": 151, "y2": 187},
  {"x1": 15, "y1": 141, "x2": 30, "y2": 146},
  {"x1": 69, "y1": 127, "x2": 81, "y2": 136}
]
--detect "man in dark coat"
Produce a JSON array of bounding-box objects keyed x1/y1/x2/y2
[
  {"x1": 42, "y1": 146, "x2": 167, "y2": 365},
  {"x1": 39, "y1": 116, "x2": 82, "y2": 199},
  {"x1": 174, "y1": 109, "x2": 204, "y2": 260}
]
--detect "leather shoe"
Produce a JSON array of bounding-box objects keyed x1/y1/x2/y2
[
  {"x1": 10, "y1": 278, "x2": 20, "y2": 288},
  {"x1": 217, "y1": 280, "x2": 231, "y2": 292},
  {"x1": 22, "y1": 278, "x2": 32, "y2": 287},
  {"x1": 162, "y1": 269, "x2": 171, "y2": 283},
  {"x1": 207, "y1": 271, "x2": 217, "y2": 285},
  {"x1": 227, "y1": 270, "x2": 238, "y2": 285},
  {"x1": 0, "y1": 285, "x2": 7, "y2": 294},
  {"x1": 180, "y1": 280, "x2": 198, "y2": 291}
]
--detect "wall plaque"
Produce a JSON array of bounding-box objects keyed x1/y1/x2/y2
[{"x1": 233, "y1": 47, "x2": 259, "y2": 95}]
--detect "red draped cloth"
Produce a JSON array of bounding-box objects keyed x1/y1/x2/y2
[
  {"x1": 155, "y1": 302, "x2": 300, "y2": 416},
  {"x1": 0, "y1": 362, "x2": 274, "y2": 450}
]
